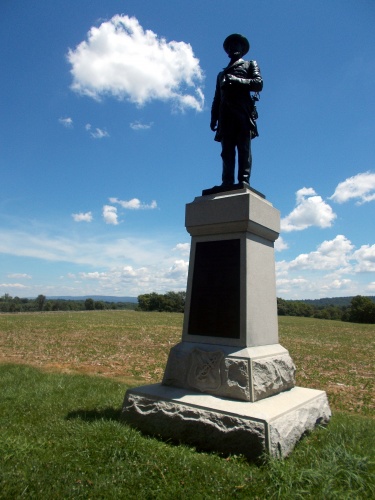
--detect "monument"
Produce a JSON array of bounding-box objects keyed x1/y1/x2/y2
[{"x1": 122, "y1": 34, "x2": 331, "y2": 459}]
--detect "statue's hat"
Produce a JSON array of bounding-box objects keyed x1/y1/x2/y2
[{"x1": 223, "y1": 34, "x2": 250, "y2": 56}]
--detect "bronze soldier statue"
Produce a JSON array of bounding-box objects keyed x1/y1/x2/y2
[{"x1": 210, "y1": 34, "x2": 263, "y2": 187}]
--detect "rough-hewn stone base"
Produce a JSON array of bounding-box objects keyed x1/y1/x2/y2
[
  {"x1": 122, "y1": 384, "x2": 331, "y2": 459},
  {"x1": 162, "y1": 342, "x2": 295, "y2": 402}
]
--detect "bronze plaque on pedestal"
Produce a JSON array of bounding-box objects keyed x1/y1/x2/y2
[{"x1": 188, "y1": 239, "x2": 240, "y2": 339}]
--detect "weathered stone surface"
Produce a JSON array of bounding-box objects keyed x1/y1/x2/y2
[
  {"x1": 187, "y1": 348, "x2": 225, "y2": 392},
  {"x1": 122, "y1": 384, "x2": 331, "y2": 459},
  {"x1": 162, "y1": 341, "x2": 295, "y2": 402},
  {"x1": 223, "y1": 358, "x2": 250, "y2": 400},
  {"x1": 123, "y1": 392, "x2": 266, "y2": 459},
  {"x1": 252, "y1": 354, "x2": 296, "y2": 400},
  {"x1": 268, "y1": 392, "x2": 331, "y2": 457}
]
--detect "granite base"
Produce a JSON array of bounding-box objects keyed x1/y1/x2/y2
[{"x1": 122, "y1": 384, "x2": 331, "y2": 459}]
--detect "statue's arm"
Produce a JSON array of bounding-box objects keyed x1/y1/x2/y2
[
  {"x1": 227, "y1": 60, "x2": 263, "y2": 92},
  {"x1": 210, "y1": 74, "x2": 221, "y2": 131}
]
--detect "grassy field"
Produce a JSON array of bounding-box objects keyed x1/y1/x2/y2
[{"x1": 0, "y1": 311, "x2": 374, "y2": 498}]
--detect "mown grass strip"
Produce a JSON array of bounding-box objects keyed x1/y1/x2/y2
[{"x1": 1, "y1": 364, "x2": 374, "y2": 499}]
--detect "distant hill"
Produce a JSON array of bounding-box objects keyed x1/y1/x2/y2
[
  {"x1": 294, "y1": 296, "x2": 375, "y2": 307},
  {"x1": 46, "y1": 295, "x2": 138, "y2": 303},
  {"x1": 42, "y1": 295, "x2": 375, "y2": 307}
]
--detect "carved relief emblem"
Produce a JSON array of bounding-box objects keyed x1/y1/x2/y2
[{"x1": 187, "y1": 348, "x2": 224, "y2": 392}]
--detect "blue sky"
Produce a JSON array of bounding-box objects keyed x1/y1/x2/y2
[{"x1": 1, "y1": 0, "x2": 374, "y2": 300}]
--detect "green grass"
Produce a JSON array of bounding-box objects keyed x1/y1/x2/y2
[
  {"x1": 0, "y1": 311, "x2": 373, "y2": 416},
  {"x1": 1, "y1": 364, "x2": 374, "y2": 499},
  {"x1": 280, "y1": 316, "x2": 374, "y2": 416},
  {"x1": 0, "y1": 312, "x2": 374, "y2": 498}
]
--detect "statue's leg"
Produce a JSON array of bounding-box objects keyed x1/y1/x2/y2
[
  {"x1": 221, "y1": 136, "x2": 236, "y2": 185},
  {"x1": 237, "y1": 133, "x2": 251, "y2": 184}
]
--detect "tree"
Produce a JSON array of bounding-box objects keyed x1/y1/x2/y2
[
  {"x1": 314, "y1": 306, "x2": 343, "y2": 321},
  {"x1": 137, "y1": 291, "x2": 186, "y2": 312},
  {"x1": 44, "y1": 301, "x2": 52, "y2": 312},
  {"x1": 347, "y1": 295, "x2": 375, "y2": 324},
  {"x1": 84, "y1": 298, "x2": 95, "y2": 311},
  {"x1": 36, "y1": 294, "x2": 46, "y2": 312},
  {"x1": 277, "y1": 298, "x2": 289, "y2": 316},
  {"x1": 8, "y1": 302, "x2": 21, "y2": 313}
]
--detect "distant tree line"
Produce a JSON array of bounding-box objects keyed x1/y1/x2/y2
[
  {"x1": 1, "y1": 292, "x2": 374, "y2": 324},
  {"x1": 136, "y1": 291, "x2": 375, "y2": 323},
  {"x1": 277, "y1": 295, "x2": 375, "y2": 324},
  {"x1": 0, "y1": 294, "x2": 136, "y2": 313},
  {"x1": 136, "y1": 292, "x2": 375, "y2": 323},
  {"x1": 137, "y1": 292, "x2": 375, "y2": 323},
  {"x1": 137, "y1": 291, "x2": 186, "y2": 313}
]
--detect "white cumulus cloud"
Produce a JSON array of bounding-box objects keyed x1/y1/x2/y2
[
  {"x1": 109, "y1": 197, "x2": 157, "y2": 210},
  {"x1": 130, "y1": 121, "x2": 153, "y2": 130},
  {"x1": 352, "y1": 243, "x2": 375, "y2": 272},
  {"x1": 72, "y1": 212, "x2": 93, "y2": 222},
  {"x1": 92, "y1": 128, "x2": 109, "y2": 139},
  {"x1": 274, "y1": 236, "x2": 289, "y2": 252},
  {"x1": 73, "y1": 261, "x2": 188, "y2": 295},
  {"x1": 0, "y1": 283, "x2": 28, "y2": 289},
  {"x1": 7, "y1": 273, "x2": 32, "y2": 279},
  {"x1": 166, "y1": 259, "x2": 189, "y2": 278},
  {"x1": 287, "y1": 235, "x2": 354, "y2": 271},
  {"x1": 85, "y1": 124, "x2": 109, "y2": 139},
  {"x1": 330, "y1": 171, "x2": 375, "y2": 205},
  {"x1": 274, "y1": 233, "x2": 375, "y2": 298},
  {"x1": 67, "y1": 14, "x2": 204, "y2": 112},
  {"x1": 281, "y1": 187, "x2": 336, "y2": 232},
  {"x1": 103, "y1": 205, "x2": 118, "y2": 225},
  {"x1": 173, "y1": 243, "x2": 190, "y2": 256},
  {"x1": 59, "y1": 117, "x2": 73, "y2": 128}
]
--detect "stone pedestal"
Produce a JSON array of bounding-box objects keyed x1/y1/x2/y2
[
  {"x1": 162, "y1": 342, "x2": 295, "y2": 402},
  {"x1": 123, "y1": 384, "x2": 331, "y2": 460},
  {"x1": 122, "y1": 186, "x2": 331, "y2": 458},
  {"x1": 183, "y1": 187, "x2": 279, "y2": 347}
]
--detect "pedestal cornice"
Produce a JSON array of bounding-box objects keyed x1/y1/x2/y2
[{"x1": 185, "y1": 188, "x2": 280, "y2": 241}]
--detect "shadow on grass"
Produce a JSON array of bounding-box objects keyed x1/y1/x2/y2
[{"x1": 65, "y1": 407, "x2": 122, "y2": 422}]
